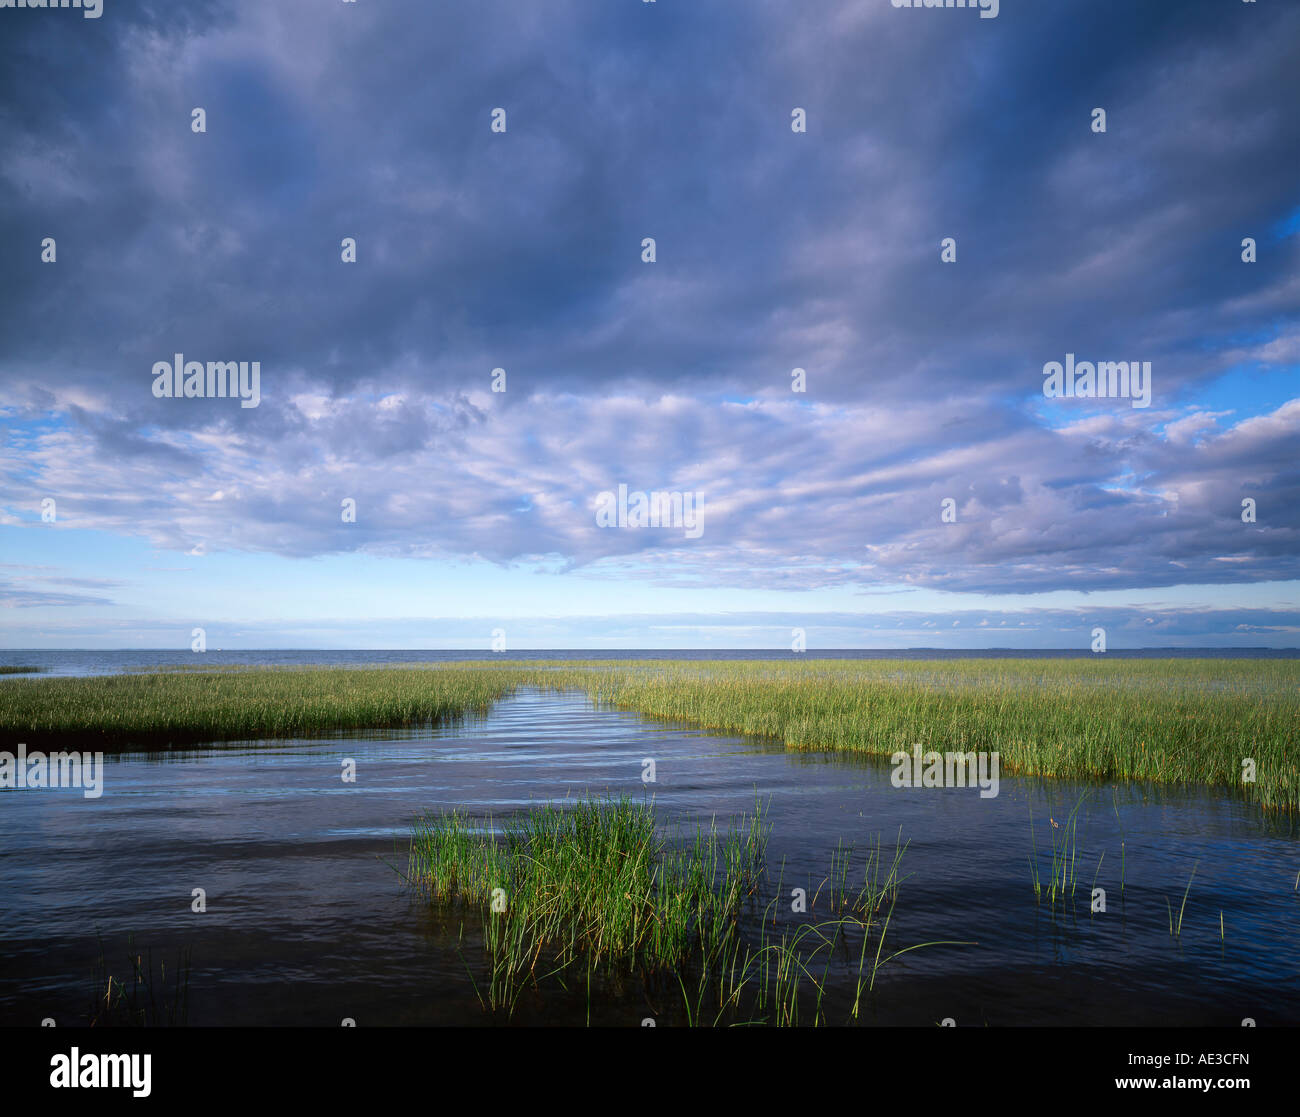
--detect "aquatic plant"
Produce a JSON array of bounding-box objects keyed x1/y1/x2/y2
[
  {"x1": 1166, "y1": 861, "x2": 1199, "y2": 938},
  {"x1": 7, "y1": 656, "x2": 1296, "y2": 808},
  {"x1": 524, "y1": 658, "x2": 1300, "y2": 812},
  {"x1": 89, "y1": 935, "x2": 192, "y2": 1027},
  {"x1": 408, "y1": 796, "x2": 969, "y2": 1025},
  {"x1": 0, "y1": 665, "x2": 521, "y2": 750},
  {"x1": 1028, "y1": 796, "x2": 1086, "y2": 906}
]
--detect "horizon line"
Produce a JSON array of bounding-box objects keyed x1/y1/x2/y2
[{"x1": 3, "y1": 646, "x2": 1296, "y2": 654}]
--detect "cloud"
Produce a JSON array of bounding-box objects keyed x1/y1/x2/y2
[
  {"x1": 1, "y1": 386, "x2": 1295, "y2": 593},
  {"x1": 0, "y1": 0, "x2": 1296, "y2": 611}
]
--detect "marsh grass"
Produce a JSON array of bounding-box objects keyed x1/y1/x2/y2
[
  {"x1": 89, "y1": 936, "x2": 191, "y2": 1027},
  {"x1": 0, "y1": 665, "x2": 40, "y2": 674},
  {"x1": 1112, "y1": 789, "x2": 1128, "y2": 897},
  {"x1": 409, "y1": 797, "x2": 766, "y2": 1014},
  {"x1": 7, "y1": 657, "x2": 1295, "y2": 806},
  {"x1": 409, "y1": 796, "x2": 969, "y2": 1025},
  {"x1": 0, "y1": 666, "x2": 520, "y2": 750},
  {"x1": 523, "y1": 658, "x2": 1300, "y2": 812},
  {"x1": 1166, "y1": 861, "x2": 1199, "y2": 938},
  {"x1": 1029, "y1": 796, "x2": 1087, "y2": 906}
]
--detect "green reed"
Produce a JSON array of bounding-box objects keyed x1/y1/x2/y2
[
  {"x1": 88, "y1": 935, "x2": 192, "y2": 1027},
  {"x1": 408, "y1": 795, "x2": 968, "y2": 1025},
  {"x1": 521, "y1": 658, "x2": 1300, "y2": 812},
  {"x1": 0, "y1": 665, "x2": 521, "y2": 750},
  {"x1": 1166, "y1": 861, "x2": 1199, "y2": 938},
  {"x1": 8, "y1": 656, "x2": 1294, "y2": 807},
  {"x1": 1029, "y1": 795, "x2": 1087, "y2": 906}
]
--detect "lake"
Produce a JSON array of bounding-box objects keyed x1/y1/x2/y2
[{"x1": 1, "y1": 682, "x2": 1296, "y2": 1026}]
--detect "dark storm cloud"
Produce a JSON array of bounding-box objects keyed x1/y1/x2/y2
[{"x1": 0, "y1": 0, "x2": 1295, "y2": 590}]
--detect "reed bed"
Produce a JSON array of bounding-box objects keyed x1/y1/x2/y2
[
  {"x1": 409, "y1": 797, "x2": 767, "y2": 1014},
  {"x1": 408, "y1": 796, "x2": 961, "y2": 1024},
  {"x1": 520, "y1": 659, "x2": 1300, "y2": 812},
  {"x1": 4, "y1": 657, "x2": 1295, "y2": 807},
  {"x1": 0, "y1": 666, "x2": 520, "y2": 751}
]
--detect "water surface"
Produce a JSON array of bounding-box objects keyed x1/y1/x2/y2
[{"x1": 1, "y1": 688, "x2": 1296, "y2": 1026}]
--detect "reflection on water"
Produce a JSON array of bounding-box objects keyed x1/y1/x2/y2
[{"x1": 1, "y1": 689, "x2": 1297, "y2": 1025}]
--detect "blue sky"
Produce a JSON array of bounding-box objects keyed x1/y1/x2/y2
[{"x1": 0, "y1": 0, "x2": 1296, "y2": 650}]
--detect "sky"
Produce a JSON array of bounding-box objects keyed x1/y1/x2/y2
[{"x1": 0, "y1": 0, "x2": 1296, "y2": 651}]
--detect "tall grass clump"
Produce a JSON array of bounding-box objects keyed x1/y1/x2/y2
[
  {"x1": 89, "y1": 936, "x2": 192, "y2": 1027},
  {"x1": 1028, "y1": 797, "x2": 1086, "y2": 906},
  {"x1": 410, "y1": 797, "x2": 765, "y2": 1014},
  {"x1": 0, "y1": 665, "x2": 521, "y2": 751},
  {"x1": 9, "y1": 656, "x2": 1294, "y2": 808},
  {"x1": 409, "y1": 796, "x2": 966, "y2": 1024},
  {"x1": 520, "y1": 658, "x2": 1300, "y2": 812}
]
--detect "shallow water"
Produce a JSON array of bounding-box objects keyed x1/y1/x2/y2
[{"x1": 1, "y1": 688, "x2": 1297, "y2": 1026}]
